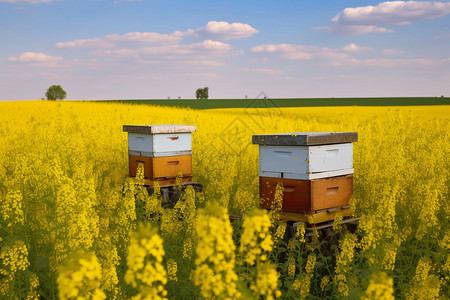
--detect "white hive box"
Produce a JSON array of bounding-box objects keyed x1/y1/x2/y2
[
  {"x1": 123, "y1": 125, "x2": 196, "y2": 157},
  {"x1": 252, "y1": 132, "x2": 357, "y2": 180}
]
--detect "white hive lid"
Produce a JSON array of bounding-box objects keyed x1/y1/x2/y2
[
  {"x1": 123, "y1": 124, "x2": 196, "y2": 134},
  {"x1": 252, "y1": 132, "x2": 357, "y2": 146}
]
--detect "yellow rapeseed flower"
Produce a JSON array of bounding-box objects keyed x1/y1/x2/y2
[
  {"x1": 251, "y1": 262, "x2": 282, "y2": 300},
  {"x1": 362, "y1": 272, "x2": 394, "y2": 300},
  {"x1": 406, "y1": 258, "x2": 442, "y2": 300},
  {"x1": 192, "y1": 201, "x2": 240, "y2": 300},
  {"x1": 167, "y1": 259, "x2": 178, "y2": 282},
  {"x1": 57, "y1": 251, "x2": 106, "y2": 300},
  {"x1": 125, "y1": 223, "x2": 168, "y2": 300},
  {"x1": 334, "y1": 233, "x2": 357, "y2": 297},
  {"x1": 240, "y1": 208, "x2": 273, "y2": 265}
]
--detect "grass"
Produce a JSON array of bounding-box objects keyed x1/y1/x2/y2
[{"x1": 101, "y1": 97, "x2": 450, "y2": 109}]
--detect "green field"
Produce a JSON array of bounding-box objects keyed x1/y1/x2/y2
[{"x1": 103, "y1": 97, "x2": 450, "y2": 109}]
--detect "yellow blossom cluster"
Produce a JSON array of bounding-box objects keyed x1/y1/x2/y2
[
  {"x1": 333, "y1": 213, "x2": 343, "y2": 231},
  {"x1": 240, "y1": 209, "x2": 274, "y2": 265},
  {"x1": 269, "y1": 182, "x2": 284, "y2": 223},
  {"x1": 0, "y1": 240, "x2": 29, "y2": 281},
  {"x1": 183, "y1": 238, "x2": 194, "y2": 259},
  {"x1": 125, "y1": 223, "x2": 168, "y2": 300},
  {"x1": 57, "y1": 252, "x2": 106, "y2": 300},
  {"x1": 26, "y1": 273, "x2": 40, "y2": 300},
  {"x1": 166, "y1": 259, "x2": 178, "y2": 282},
  {"x1": 55, "y1": 178, "x2": 100, "y2": 264},
  {"x1": 273, "y1": 222, "x2": 287, "y2": 245},
  {"x1": 292, "y1": 253, "x2": 316, "y2": 299},
  {"x1": 320, "y1": 275, "x2": 330, "y2": 291},
  {"x1": 361, "y1": 272, "x2": 394, "y2": 300},
  {"x1": 193, "y1": 202, "x2": 239, "y2": 299},
  {"x1": 0, "y1": 191, "x2": 24, "y2": 228},
  {"x1": 406, "y1": 258, "x2": 443, "y2": 300},
  {"x1": 295, "y1": 223, "x2": 306, "y2": 243},
  {"x1": 251, "y1": 262, "x2": 282, "y2": 300},
  {"x1": 334, "y1": 233, "x2": 358, "y2": 296}
]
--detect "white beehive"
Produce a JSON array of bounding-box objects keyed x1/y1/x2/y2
[
  {"x1": 252, "y1": 132, "x2": 357, "y2": 180},
  {"x1": 123, "y1": 125, "x2": 196, "y2": 157}
]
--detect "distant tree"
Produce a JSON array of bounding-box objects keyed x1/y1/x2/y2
[
  {"x1": 45, "y1": 85, "x2": 66, "y2": 100},
  {"x1": 196, "y1": 87, "x2": 209, "y2": 100}
]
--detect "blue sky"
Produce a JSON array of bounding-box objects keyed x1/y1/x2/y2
[{"x1": 1, "y1": 0, "x2": 449, "y2": 100}]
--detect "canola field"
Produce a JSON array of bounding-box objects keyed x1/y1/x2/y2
[{"x1": 0, "y1": 101, "x2": 449, "y2": 299}]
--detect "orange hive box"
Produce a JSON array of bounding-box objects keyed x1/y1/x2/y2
[
  {"x1": 259, "y1": 175, "x2": 353, "y2": 214},
  {"x1": 129, "y1": 154, "x2": 192, "y2": 179}
]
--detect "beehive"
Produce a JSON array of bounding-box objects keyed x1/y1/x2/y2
[
  {"x1": 123, "y1": 125, "x2": 196, "y2": 181},
  {"x1": 253, "y1": 132, "x2": 358, "y2": 214}
]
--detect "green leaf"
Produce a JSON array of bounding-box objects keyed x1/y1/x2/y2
[
  {"x1": 40, "y1": 197, "x2": 55, "y2": 210},
  {"x1": 34, "y1": 256, "x2": 49, "y2": 272}
]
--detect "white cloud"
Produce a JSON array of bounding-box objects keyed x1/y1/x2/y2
[
  {"x1": 333, "y1": 1, "x2": 450, "y2": 26},
  {"x1": 55, "y1": 21, "x2": 257, "y2": 50},
  {"x1": 318, "y1": 1, "x2": 450, "y2": 35},
  {"x1": 179, "y1": 60, "x2": 225, "y2": 67},
  {"x1": 341, "y1": 43, "x2": 372, "y2": 52},
  {"x1": 251, "y1": 43, "x2": 349, "y2": 61},
  {"x1": 56, "y1": 32, "x2": 182, "y2": 48},
  {"x1": 332, "y1": 57, "x2": 450, "y2": 67},
  {"x1": 175, "y1": 21, "x2": 259, "y2": 40},
  {"x1": 52, "y1": 23, "x2": 241, "y2": 69},
  {"x1": 252, "y1": 44, "x2": 318, "y2": 53},
  {"x1": 0, "y1": 0, "x2": 53, "y2": 3},
  {"x1": 316, "y1": 24, "x2": 392, "y2": 35},
  {"x1": 240, "y1": 68, "x2": 283, "y2": 75},
  {"x1": 8, "y1": 52, "x2": 61, "y2": 62},
  {"x1": 93, "y1": 40, "x2": 231, "y2": 59},
  {"x1": 251, "y1": 44, "x2": 315, "y2": 60},
  {"x1": 381, "y1": 48, "x2": 405, "y2": 55},
  {"x1": 8, "y1": 52, "x2": 62, "y2": 67}
]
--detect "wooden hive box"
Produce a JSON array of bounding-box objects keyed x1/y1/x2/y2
[
  {"x1": 129, "y1": 154, "x2": 192, "y2": 179},
  {"x1": 252, "y1": 132, "x2": 357, "y2": 180},
  {"x1": 253, "y1": 132, "x2": 358, "y2": 214},
  {"x1": 124, "y1": 125, "x2": 196, "y2": 157},
  {"x1": 123, "y1": 125, "x2": 196, "y2": 179},
  {"x1": 259, "y1": 175, "x2": 353, "y2": 214}
]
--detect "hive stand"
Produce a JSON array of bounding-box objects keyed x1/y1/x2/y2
[
  {"x1": 123, "y1": 125, "x2": 203, "y2": 204},
  {"x1": 252, "y1": 132, "x2": 360, "y2": 238}
]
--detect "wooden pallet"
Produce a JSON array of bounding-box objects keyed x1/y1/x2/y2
[
  {"x1": 143, "y1": 176, "x2": 193, "y2": 187},
  {"x1": 279, "y1": 205, "x2": 355, "y2": 224}
]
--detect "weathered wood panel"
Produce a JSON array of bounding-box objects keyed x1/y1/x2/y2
[
  {"x1": 279, "y1": 206, "x2": 354, "y2": 224},
  {"x1": 144, "y1": 176, "x2": 193, "y2": 187},
  {"x1": 123, "y1": 125, "x2": 196, "y2": 134},
  {"x1": 252, "y1": 132, "x2": 358, "y2": 146}
]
